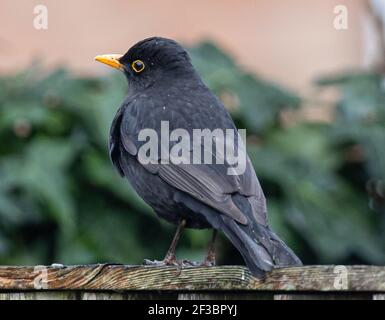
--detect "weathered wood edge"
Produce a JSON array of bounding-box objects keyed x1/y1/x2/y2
[{"x1": 0, "y1": 265, "x2": 384, "y2": 292}]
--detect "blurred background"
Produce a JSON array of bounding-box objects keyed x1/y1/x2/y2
[{"x1": 0, "y1": 0, "x2": 384, "y2": 266}]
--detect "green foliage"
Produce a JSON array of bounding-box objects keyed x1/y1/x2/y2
[{"x1": 0, "y1": 43, "x2": 384, "y2": 266}]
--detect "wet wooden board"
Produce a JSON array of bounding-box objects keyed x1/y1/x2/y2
[{"x1": 0, "y1": 265, "x2": 384, "y2": 299}]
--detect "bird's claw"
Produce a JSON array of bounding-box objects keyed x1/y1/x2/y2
[
  {"x1": 143, "y1": 256, "x2": 180, "y2": 266},
  {"x1": 143, "y1": 259, "x2": 167, "y2": 266},
  {"x1": 181, "y1": 259, "x2": 197, "y2": 266},
  {"x1": 200, "y1": 260, "x2": 216, "y2": 267},
  {"x1": 143, "y1": 258, "x2": 214, "y2": 267},
  {"x1": 143, "y1": 257, "x2": 182, "y2": 276},
  {"x1": 143, "y1": 258, "x2": 200, "y2": 269},
  {"x1": 200, "y1": 255, "x2": 216, "y2": 267}
]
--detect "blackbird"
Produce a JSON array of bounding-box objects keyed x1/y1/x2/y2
[{"x1": 95, "y1": 37, "x2": 302, "y2": 277}]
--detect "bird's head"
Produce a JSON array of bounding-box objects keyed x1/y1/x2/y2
[{"x1": 95, "y1": 37, "x2": 195, "y2": 91}]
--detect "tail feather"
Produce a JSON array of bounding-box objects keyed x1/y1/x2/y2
[
  {"x1": 220, "y1": 216, "x2": 274, "y2": 277},
  {"x1": 266, "y1": 228, "x2": 303, "y2": 266},
  {"x1": 219, "y1": 215, "x2": 302, "y2": 277},
  {"x1": 173, "y1": 190, "x2": 302, "y2": 278}
]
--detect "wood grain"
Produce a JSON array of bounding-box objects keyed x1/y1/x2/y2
[{"x1": 0, "y1": 264, "x2": 384, "y2": 292}]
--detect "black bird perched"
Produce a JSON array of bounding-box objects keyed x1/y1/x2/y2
[{"x1": 95, "y1": 37, "x2": 302, "y2": 277}]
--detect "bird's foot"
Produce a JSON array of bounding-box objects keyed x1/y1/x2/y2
[
  {"x1": 143, "y1": 258, "x2": 199, "y2": 267},
  {"x1": 143, "y1": 252, "x2": 180, "y2": 266},
  {"x1": 200, "y1": 254, "x2": 216, "y2": 267},
  {"x1": 180, "y1": 259, "x2": 200, "y2": 266},
  {"x1": 200, "y1": 260, "x2": 216, "y2": 267},
  {"x1": 143, "y1": 259, "x2": 169, "y2": 266},
  {"x1": 144, "y1": 256, "x2": 188, "y2": 276}
]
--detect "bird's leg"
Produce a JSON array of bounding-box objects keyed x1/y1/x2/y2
[
  {"x1": 163, "y1": 219, "x2": 186, "y2": 264},
  {"x1": 144, "y1": 219, "x2": 186, "y2": 267},
  {"x1": 201, "y1": 229, "x2": 217, "y2": 266}
]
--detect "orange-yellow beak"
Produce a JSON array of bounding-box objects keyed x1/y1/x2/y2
[{"x1": 94, "y1": 54, "x2": 124, "y2": 71}]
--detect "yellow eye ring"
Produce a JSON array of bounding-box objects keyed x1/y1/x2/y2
[{"x1": 131, "y1": 60, "x2": 145, "y2": 73}]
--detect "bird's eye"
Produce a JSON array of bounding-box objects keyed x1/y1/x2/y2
[{"x1": 132, "y1": 60, "x2": 145, "y2": 73}]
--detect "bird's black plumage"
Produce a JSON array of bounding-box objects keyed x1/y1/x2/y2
[{"x1": 107, "y1": 37, "x2": 302, "y2": 277}]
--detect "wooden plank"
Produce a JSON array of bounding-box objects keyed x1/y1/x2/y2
[
  {"x1": 0, "y1": 291, "x2": 78, "y2": 300},
  {"x1": 0, "y1": 265, "x2": 384, "y2": 292},
  {"x1": 80, "y1": 292, "x2": 125, "y2": 300},
  {"x1": 178, "y1": 292, "x2": 274, "y2": 300},
  {"x1": 274, "y1": 293, "x2": 373, "y2": 300}
]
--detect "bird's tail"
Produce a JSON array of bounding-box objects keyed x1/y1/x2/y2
[
  {"x1": 173, "y1": 191, "x2": 301, "y2": 278},
  {"x1": 218, "y1": 215, "x2": 302, "y2": 278}
]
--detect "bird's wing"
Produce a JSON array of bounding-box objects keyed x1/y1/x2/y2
[
  {"x1": 157, "y1": 163, "x2": 247, "y2": 225},
  {"x1": 109, "y1": 106, "x2": 125, "y2": 176},
  {"x1": 110, "y1": 99, "x2": 267, "y2": 226}
]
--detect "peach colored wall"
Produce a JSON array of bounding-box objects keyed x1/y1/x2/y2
[{"x1": 0, "y1": 0, "x2": 366, "y2": 91}]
